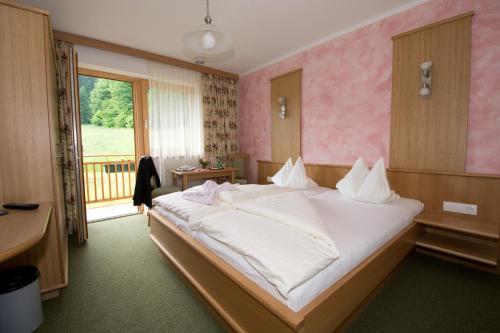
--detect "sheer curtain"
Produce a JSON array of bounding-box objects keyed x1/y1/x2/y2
[{"x1": 148, "y1": 61, "x2": 203, "y2": 185}]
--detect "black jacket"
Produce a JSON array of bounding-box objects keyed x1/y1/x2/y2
[{"x1": 133, "y1": 157, "x2": 161, "y2": 208}]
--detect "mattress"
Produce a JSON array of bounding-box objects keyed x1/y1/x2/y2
[{"x1": 153, "y1": 188, "x2": 423, "y2": 312}]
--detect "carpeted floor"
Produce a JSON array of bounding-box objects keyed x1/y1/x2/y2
[{"x1": 36, "y1": 214, "x2": 500, "y2": 333}]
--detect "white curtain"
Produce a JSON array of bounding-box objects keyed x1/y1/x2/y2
[{"x1": 148, "y1": 61, "x2": 203, "y2": 185}]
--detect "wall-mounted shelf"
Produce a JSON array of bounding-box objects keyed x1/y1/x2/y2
[
  {"x1": 415, "y1": 213, "x2": 499, "y2": 268},
  {"x1": 416, "y1": 232, "x2": 497, "y2": 266},
  {"x1": 415, "y1": 212, "x2": 499, "y2": 240}
]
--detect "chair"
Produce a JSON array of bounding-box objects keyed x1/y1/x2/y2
[{"x1": 228, "y1": 153, "x2": 249, "y2": 184}]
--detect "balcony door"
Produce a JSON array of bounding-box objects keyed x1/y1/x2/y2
[{"x1": 77, "y1": 68, "x2": 148, "y2": 222}]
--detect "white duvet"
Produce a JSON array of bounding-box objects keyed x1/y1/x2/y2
[{"x1": 153, "y1": 185, "x2": 340, "y2": 297}]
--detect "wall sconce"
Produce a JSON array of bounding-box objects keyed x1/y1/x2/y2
[
  {"x1": 278, "y1": 96, "x2": 287, "y2": 119},
  {"x1": 419, "y1": 61, "x2": 432, "y2": 98}
]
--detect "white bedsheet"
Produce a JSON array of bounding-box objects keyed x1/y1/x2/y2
[{"x1": 153, "y1": 187, "x2": 423, "y2": 312}]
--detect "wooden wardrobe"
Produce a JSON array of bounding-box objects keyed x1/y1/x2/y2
[{"x1": 0, "y1": 1, "x2": 68, "y2": 297}]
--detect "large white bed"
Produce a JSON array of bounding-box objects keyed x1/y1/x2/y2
[{"x1": 153, "y1": 185, "x2": 423, "y2": 312}]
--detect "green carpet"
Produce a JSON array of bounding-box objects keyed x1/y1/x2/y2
[
  {"x1": 36, "y1": 215, "x2": 500, "y2": 333},
  {"x1": 36, "y1": 214, "x2": 223, "y2": 333}
]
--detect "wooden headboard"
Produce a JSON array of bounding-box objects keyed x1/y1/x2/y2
[
  {"x1": 257, "y1": 161, "x2": 500, "y2": 274},
  {"x1": 258, "y1": 160, "x2": 500, "y2": 255}
]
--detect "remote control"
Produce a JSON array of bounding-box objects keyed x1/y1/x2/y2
[{"x1": 3, "y1": 203, "x2": 39, "y2": 210}]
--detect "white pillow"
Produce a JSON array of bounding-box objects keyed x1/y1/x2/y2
[
  {"x1": 355, "y1": 158, "x2": 399, "y2": 203},
  {"x1": 336, "y1": 157, "x2": 369, "y2": 199},
  {"x1": 285, "y1": 157, "x2": 309, "y2": 189},
  {"x1": 271, "y1": 158, "x2": 293, "y2": 186}
]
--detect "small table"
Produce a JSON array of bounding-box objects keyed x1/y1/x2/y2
[{"x1": 170, "y1": 168, "x2": 238, "y2": 191}]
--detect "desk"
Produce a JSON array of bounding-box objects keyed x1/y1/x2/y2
[
  {"x1": 0, "y1": 202, "x2": 51, "y2": 263},
  {"x1": 170, "y1": 168, "x2": 237, "y2": 191}
]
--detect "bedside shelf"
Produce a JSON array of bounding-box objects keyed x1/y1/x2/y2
[
  {"x1": 416, "y1": 232, "x2": 498, "y2": 266},
  {"x1": 415, "y1": 212, "x2": 499, "y2": 240}
]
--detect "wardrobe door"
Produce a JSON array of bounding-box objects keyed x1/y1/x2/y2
[{"x1": 0, "y1": 4, "x2": 54, "y2": 203}]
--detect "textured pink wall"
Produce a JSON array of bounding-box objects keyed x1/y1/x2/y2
[{"x1": 239, "y1": 0, "x2": 500, "y2": 183}]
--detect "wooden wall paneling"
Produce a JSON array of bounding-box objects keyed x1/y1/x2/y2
[
  {"x1": 271, "y1": 69, "x2": 302, "y2": 163},
  {"x1": 390, "y1": 12, "x2": 473, "y2": 172},
  {"x1": 258, "y1": 160, "x2": 500, "y2": 266}
]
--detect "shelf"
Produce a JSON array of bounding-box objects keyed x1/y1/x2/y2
[
  {"x1": 416, "y1": 232, "x2": 498, "y2": 266},
  {"x1": 415, "y1": 212, "x2": 499, "y2": 240}
]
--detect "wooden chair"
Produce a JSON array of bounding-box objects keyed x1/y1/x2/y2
[{"x1": 228, "y1": 153, "x2": 249, "y2": 184}]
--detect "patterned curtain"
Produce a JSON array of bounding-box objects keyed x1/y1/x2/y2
[
  {"x1": 54, "y1": 40, "x2": 88, "y2": 244},
  {"x1": 202, "y1": 73, "x2": 238, "y2": 164}
]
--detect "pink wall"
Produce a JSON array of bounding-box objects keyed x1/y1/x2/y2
[{"x1": 238, "y1": 0, "x2": 500, "y2": 183}]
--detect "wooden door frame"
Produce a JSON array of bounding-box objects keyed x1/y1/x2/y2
[{"x1": 77, "y1": 68, "x2": 149, "y2": 213}]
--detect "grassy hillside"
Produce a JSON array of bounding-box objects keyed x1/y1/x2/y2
[{"x1": 82, "y1": 124, "x2": 135, "y2": 161}]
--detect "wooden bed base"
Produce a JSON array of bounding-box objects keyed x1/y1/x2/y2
[
  {"x1": 149, "y1": 210, "x2": 417, "y2": 333},
  {"x1": 149, "y1": 160, "x2": 499, "y2": 332}
]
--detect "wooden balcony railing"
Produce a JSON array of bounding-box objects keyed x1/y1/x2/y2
[{"x1": 82, "y1": 155, "x2": 136, "y2": 204}]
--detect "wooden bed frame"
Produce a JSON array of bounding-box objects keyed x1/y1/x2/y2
[{"x1": 149, "y1": 161, "x2": 500, "y2": 332}]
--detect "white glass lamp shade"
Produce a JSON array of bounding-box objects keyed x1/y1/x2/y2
[
  {"x1": 183, "y1": 23, "x2": 232, "y2": 55},
  {"x1": 419, "y1": 86, "x2": 430, "y2": 97}
]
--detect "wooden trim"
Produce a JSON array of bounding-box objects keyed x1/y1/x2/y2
[
  {"x1": 54, "y1": 31, "x2": 239, "y2": 80},
  {"x1": 0, "y1": 0, "x2": 49, "y2": 15},
  {"x1": 270, "y1": 68, "x2": 303, "y2": 82},
  {"x1": 256, "y1": 160, "x2": 500, "y2": 179},
  {"x1": 41, "y1": 281, "x2": 68, "y2": 294},
  {"x1": 149, "y1": 209, "x2": 416, "y2": 332},
  {"x1": 392, "y1": 11, "x2": 474, "y2": 40}
]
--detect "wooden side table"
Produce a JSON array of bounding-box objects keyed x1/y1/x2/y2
[{"x1": 170, "y1": 168, "x2": 238, "y2": 191}]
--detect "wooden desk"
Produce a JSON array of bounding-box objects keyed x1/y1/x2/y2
[
  {"x1": 170, "y1": 168, "x2": 237, "y2": 190},
  {"x1": 0, "y1": 202, "x2": 52, "y2": 263}
]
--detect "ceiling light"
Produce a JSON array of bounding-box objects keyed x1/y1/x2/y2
[{"x1": 182, "y1": 0, "x2": 232, "y2": 62}]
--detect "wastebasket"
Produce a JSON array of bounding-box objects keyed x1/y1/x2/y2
[{"x1": 0, "y1": 266, "x2": 43, "y2": 333}]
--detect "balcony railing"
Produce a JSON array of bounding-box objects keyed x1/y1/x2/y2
[{"x1": 82, "y1": 155, "x2": 136, "y2": 204}]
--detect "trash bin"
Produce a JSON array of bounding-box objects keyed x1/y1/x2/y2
[{"x1": 0, "y1": 266, "x2": 43, "y2": 333}]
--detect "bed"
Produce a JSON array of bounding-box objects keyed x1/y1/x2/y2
[
  {"x1": 149, "y1": 161, "x2": 500, "y2": 332},
  {"x1": 149, "y1": 181, "x2": 422, "y2": 332},
  {"x1": 153, "y1": 186, "x2": 423, "y2": 312}
]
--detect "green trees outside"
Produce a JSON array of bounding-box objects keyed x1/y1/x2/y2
[{"x1": 78, "y1": 75, "x2": 133, "y2": 128}]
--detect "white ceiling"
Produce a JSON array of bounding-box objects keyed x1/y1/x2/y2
[{"x1": 20, "y1": 0, "x2": 427, "y2": 75}]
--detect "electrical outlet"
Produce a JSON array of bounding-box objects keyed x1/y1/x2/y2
[
  {"x1": 267, "y1": 176, "x2": 273, "y2": 182},
  {"x1": 443, "y1": 201, "x2": 478, "y2": 216}
]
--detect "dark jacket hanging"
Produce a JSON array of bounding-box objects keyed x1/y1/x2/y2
[{"x1": 133, "y1": 157, "x2": 161, "y2": 208}]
